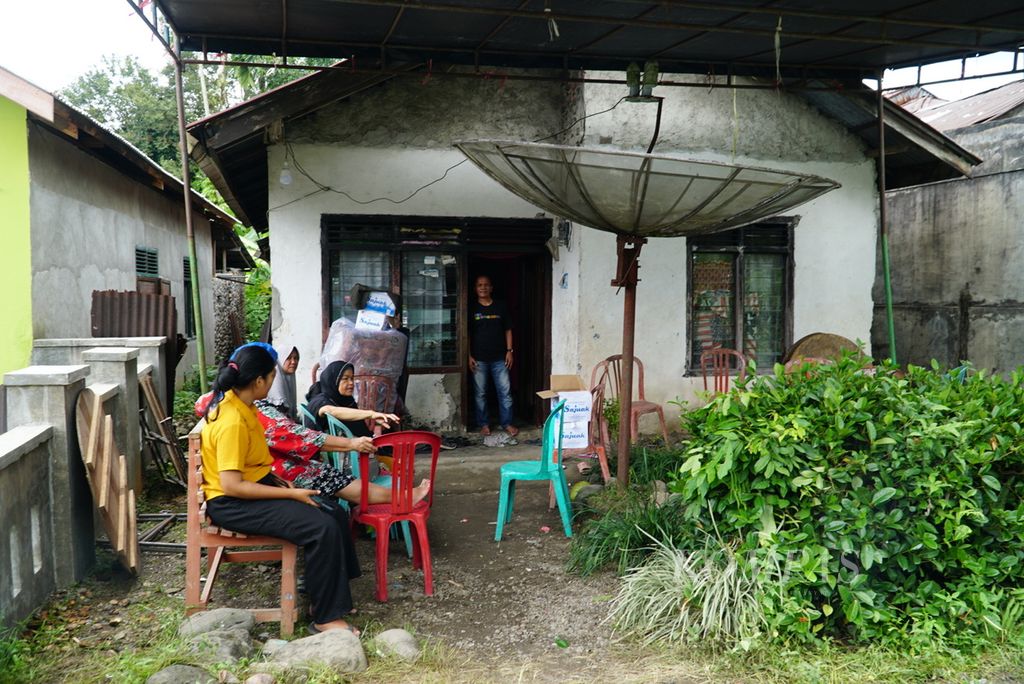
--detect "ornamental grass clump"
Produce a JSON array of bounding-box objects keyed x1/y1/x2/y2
[
  {"x1": 608, "y1": 533, "x2": 778, "y2": 651},
  {"x1": 669, "y1": 355, "x2": 1024, "y2": 647}
]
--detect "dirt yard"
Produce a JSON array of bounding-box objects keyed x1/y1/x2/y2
[{"x1": 22, "y1": 431, "x2": 706, "y2": 683}]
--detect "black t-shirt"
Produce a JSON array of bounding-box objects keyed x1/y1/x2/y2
[{"x1": 470, "y1": 300, "x2": 510, "y2": 362}]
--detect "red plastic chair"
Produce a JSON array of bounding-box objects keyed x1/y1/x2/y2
[
  {"x1": 591, "y1": 354, "x2": 670, "y2": 445},
  {"x1": 353, "y1": 375, "x2": 398, "y2": 436},
  {"x1": 353, "y1": 430, "x2": 440, "y2": 602},
  {"x1": 699, "y1": 347, "x2": 748, "y2": 395}
]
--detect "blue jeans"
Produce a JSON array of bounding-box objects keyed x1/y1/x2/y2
[{"x1": 473, "y1": 360, "x2": 514, "y2": 428}]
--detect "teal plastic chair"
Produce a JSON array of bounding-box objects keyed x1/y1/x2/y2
[
  {"x1": 298, "y1": 403, "x2": 319, "y2": 430},
  {"x1": 495, "y1": 400, "x2": 572, "y2": 542},
  {"x1": 326, "y1": 414, "x2": 414, "y2": 558}
]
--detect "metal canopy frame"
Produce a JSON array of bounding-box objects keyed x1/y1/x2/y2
[
  {"x1": 151, "y1": 0, "x2": 1024, "y2": 81},
  {"x1": 126, "y1": 0, "x2": 1023, "y2": 463}
]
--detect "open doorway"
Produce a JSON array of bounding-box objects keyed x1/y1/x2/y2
[{"x1": 465, "y1": 252, "x2": 550, "y2": 430}]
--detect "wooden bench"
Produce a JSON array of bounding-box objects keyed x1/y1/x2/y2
[{"x1": 185, "y1": 421, "x2": 298, "y2": 636}]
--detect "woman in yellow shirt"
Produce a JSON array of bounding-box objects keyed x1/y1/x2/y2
[{"x1": 201, "y1": 343, "x2": 361, "y2": 635}]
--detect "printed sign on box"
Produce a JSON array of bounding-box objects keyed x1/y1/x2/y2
[
  {"x1": 537, "y1": 375, "x2": 592, "y2": 450},
  {"x1": 355, "y1": 309, "x2": 388, "y2": 331},
  {"x1": 364, "y1": 291, "x2": 396, "y2": 316},
  {"x1": 558, "y1": 419, "x2": 589, "y2": 449}
]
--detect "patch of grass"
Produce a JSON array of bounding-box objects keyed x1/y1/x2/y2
[
  {"x1": 568, "y1": 487, "x2": 688, "y2": 576},
  {"x1": 0, "y1": 625, "x2": 31, "y2": 684},
  {"x1": 360, "y1": 631, "x2": 472, "y2": 683},
  {"x1": 716, "y1": 637, "x2": 1024, "y2": 684}
]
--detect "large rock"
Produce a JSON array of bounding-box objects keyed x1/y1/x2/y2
[
  {"x1": 268, "y1": 629, "x2": 367, "y2": 674},
  {"x1": 189, "y1": 628, "x2": 253, "y2": 664},
  {"x1": 371, "y1": 628, "x2": 420, "y2": 661},
  {"x1": 179, "y1": 608, "x2": 255, "y2": 638},
  {"x1": 260, "y1": 638, "x2": 289, "y2": 656},
  {"x1": 243, "y1": 674, "x2": 277, "y2": 684},
  {"x1": 145, "y1": 664, "x2": 215, "y2": 684}
]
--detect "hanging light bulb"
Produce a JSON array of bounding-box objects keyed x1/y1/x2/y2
[{"x1": 279, "y1": 159, "x2": 293, "y2": 186}]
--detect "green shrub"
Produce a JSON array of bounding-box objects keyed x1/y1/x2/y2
[
  {"x1": 568, "y1": 487, "x2": 689, "y2": 576},
  {"x1": 669, "y1": 355, "x2": 1024, "y2": 647}
]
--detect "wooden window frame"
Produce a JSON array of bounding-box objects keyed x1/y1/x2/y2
[
  {"x1": 685, "y1": 220, "x2": 796, "y2": 375},
  {"x1": 320, "y1": 214, "x2": 554, "y2": 377}
]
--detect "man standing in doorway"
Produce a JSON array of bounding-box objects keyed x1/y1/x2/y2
[{"x1": 469, "y1": 275, "x2": 518, "y2": 437}]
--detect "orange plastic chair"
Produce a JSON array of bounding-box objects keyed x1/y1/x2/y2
[
  {"x1": 185, "y1": 423, "x2": 298, "y2": 636},
  {"x1": 353, "y1": 375, "x2": 398, "y2": 436},
  {"x1": 591, "y1": 354, "x2": 670, "y2": 445},
  {"x1": 699, "y1": 347, "x2": 748, "y2": 395},
  {"x1": 353, "y1": 430, "x2": 441, "y2": 602}
]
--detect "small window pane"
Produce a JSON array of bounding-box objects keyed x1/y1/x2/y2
[
  {"x1": 691, "y1": 252, "x2": 735, "y2": 366},
  {"x1": 402, "y1": 253, "x2": 458, "y2": 368},
  {"x1": 743, "y1": 253, "x2": 786, "y2": 367},
  {"x1": 329, "y1": 250, "x2": 391, "y2": 322}
]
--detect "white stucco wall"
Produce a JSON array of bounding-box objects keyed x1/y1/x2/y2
[
  {"x1": 268, "y1": 73, "x2": 878, "y2": 432},
  {"x1": 27, "y1": 125, "x2": 216, "y2": 386},
  {"x1": 572, "y1": 76, "x2": 878, "y2": 425},
  {"x1": 269, "y1": 75, "x2": 572, "y2": 418}
]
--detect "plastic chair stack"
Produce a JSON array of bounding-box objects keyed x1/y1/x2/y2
[
  {"x1": 353, "y1": 430, "x2": 441, "y2": 602},
  {"x1": 495, "y1": 400, "x2": 572, "y2": 542}
]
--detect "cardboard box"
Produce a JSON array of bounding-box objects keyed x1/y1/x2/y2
[
  {"x1": 364, "y1": 291, "x2": 396, "y2": 316},
  {"x1": 537, "y1": 375, "x2": 592, "y2": 449}
]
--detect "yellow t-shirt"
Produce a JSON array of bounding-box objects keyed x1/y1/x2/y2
[{"x1": 200, "y1": 390, "x2": 274, "y2": 500}]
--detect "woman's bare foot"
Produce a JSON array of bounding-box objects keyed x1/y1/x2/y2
[
  {"x1": 503, "y1": 425, "x2": 519, "y2": 437},
  {"x1": 412, "y1": 479, "x2": 432, "y2": 505},
  {"x1": 313, "y1": 619, "x2": 360, "y2": 636},
  {"x1": 480, "y1": 425, "x2": 491, "y2": 436}
]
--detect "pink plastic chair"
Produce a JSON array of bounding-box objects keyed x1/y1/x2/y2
[
  {"x1": 699, "y1": 347, "x2": 747, "y2": 395},
  {"x1": 591, "y1": 355, "x2": 670, "y2": 445}
]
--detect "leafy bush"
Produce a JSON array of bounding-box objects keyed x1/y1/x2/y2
[
  {"x1": 670, "y1": 355, "x2": 1024, "y2": 647},
  {"x1": 244, "y1": 263, "x2": 271, "y2": 342}
]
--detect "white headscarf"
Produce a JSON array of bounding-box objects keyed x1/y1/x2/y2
[{"x1": 266, "y1": 345, "x2": 299, "y2": 420}]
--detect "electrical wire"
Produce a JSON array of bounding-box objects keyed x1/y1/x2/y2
[{"x1": 267, "y1": 94, "x2": 627, "y2": 214}]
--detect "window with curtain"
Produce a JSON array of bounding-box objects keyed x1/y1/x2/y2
[{"x1": 689, "y1": 223, "x2": 791, "y2": 370}]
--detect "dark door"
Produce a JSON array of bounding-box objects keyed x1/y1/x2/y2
[{"x1": 466, "y1": 251, "x2": 551, "y2": 428}]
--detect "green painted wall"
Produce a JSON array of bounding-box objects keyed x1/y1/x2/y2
[{"x1": 0, "y1": 97, "x2": 32, "y2": 379}]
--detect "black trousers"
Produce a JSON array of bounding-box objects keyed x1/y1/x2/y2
[{"x1": 206, "y1": 492, "x2": 361, "y2": 623}]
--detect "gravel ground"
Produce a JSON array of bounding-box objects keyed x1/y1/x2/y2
[{"x1": 25, "y1": 431, "x2": 706, "y2": 683}]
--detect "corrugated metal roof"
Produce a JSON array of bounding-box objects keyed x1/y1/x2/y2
[
  {"x1": 155, "y1": 0, "x2": 1024, "y2": 79},
  {"x1": 916, "y1": 80, "x2": 1024, "y2": 131}
]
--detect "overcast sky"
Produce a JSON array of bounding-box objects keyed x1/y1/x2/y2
[{"x1": 0, "y1": 0, "x2": 1020, "y2": 100}]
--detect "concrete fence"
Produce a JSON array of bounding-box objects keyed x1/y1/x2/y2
[{"x1": 0, "y1": 338, "x2": 168, "y2": 630}]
